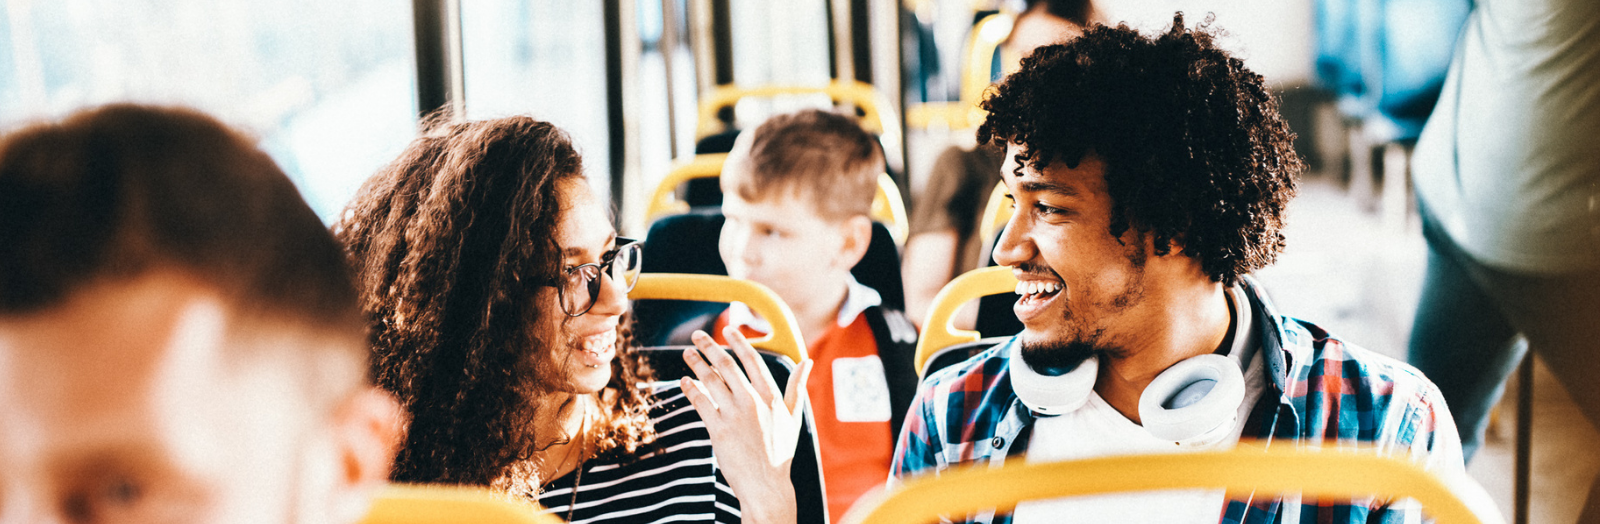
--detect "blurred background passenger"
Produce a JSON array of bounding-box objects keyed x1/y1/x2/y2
[
  {"x1": 903, "y1": 0, "x2": 1098, "y2": 326},
  {"x1": 0, "y1": 104, "x2": 401, "y2": 524},
  {"x1": 1406, "y1": 0, "x2": 1600, "y2": 519},
  {"x1": 337, "y1": 116, "x2": 808, "y2": 524}
]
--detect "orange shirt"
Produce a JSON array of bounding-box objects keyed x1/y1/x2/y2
[{"x1": 713, "y1": 309, "x2": 895, "y2": 521}]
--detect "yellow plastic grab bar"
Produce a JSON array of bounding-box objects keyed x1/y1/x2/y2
[
  {"x1": 643, "y1": 155, "x2": 910, "y2": 246},
  {"x1": 695, "y1": 80, "x2": 897, "y2": 140},
  {"x1": 630, "y1": 273, "x2": 808, "y2": 364},
  {"x1": 840, "y1": 443, "x2": 1505, "y2": 524},
  {"x1": 360, "y1": 484, "x2": 563, "y2": 524},
  {"x1": 874, "y1": 173, "x2": 910, "y2": 244},
  {"x1": 645, "y1": 153, "x2": 729, "y2": 222},
  {"x1": 977, "y1": 181, "x2": 1012, "y2": 247},
  {"x1": 914, "y1": 266, "x2": 1018, "y2": 376}
]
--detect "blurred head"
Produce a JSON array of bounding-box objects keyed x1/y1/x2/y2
[
  {"x1": 978, "y1": 15, "x2": 1301, "y2": 371},
  {"x1": 336, "y1": 116, "x2": 653, "y2": 494},
  {"x1": 1004, "y1": 0, "x2": 1097, "y2": 62},
  {"x1": 0, "y1": 104, "x2": 399, "y2": 524},
  {"x1": 719, "y1": 109, "x2": 882, "y2": 311}
]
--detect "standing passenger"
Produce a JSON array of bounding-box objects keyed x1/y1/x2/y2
[
  {"x1": 1407, "y1": 0, "x2": 1600, "y2": 518},
  {"x1": 338, "y1": 116, "x2": 809, "y2": 524},
  {"x1": 0, "y1": 104, "x2": 402, "y2": 524},
  {"x1": 710, "y1": 109, "x2": 919, "y2": 520}
]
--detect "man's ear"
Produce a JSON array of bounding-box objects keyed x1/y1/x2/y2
[
  {"x1": 835, "y1": 215, "x2": 874, "y2": 270},
  {"x1": 327, "y1": 387, "x2": 404, "y2": 523}
]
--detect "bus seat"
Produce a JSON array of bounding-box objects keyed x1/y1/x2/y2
[
  {"x1": 838, "y1": 443, "x2": 1505, "y2": 524},
  {"x1": 974, "y1": 188, "x2": 1024, "y2": 339},
  {"x1": 692, "y1": 80, "x2": 906, "y2": 185},
  {"x1": 360, "y1": 484, "x2": 563, "y2": 524},
  {"x1": 644, "y1": 154, "x2": 910, "y2": 245},
  {"x1": 915, "y1": 266, "x2": 1018, "y2": 378},
  {"x1": 634, "y1": 346, "x2": 828, "y2": 524},
  {"x1": 629, "y1": 272, "x2": 808, "y2": 364},
  {"x1": 633, "y1": 211, "x2": 906, "y2": 346}
]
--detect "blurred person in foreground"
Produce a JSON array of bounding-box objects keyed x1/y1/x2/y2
[
  {"x1": 337, "y1": 116, "x2": 808, "y2": 523},
  {"x1": 0, "y1": 104, "x2": 401, "y2": 523},
  {"x1": 903, "y1": 0, "x2": 1098, "y2": 326},
  {"x1": 1406, "y1": 0, "x2": 1600, "y2": 520},
  {"x1": 890, "y1": 16, "x2": 1472, "y2": 523}
]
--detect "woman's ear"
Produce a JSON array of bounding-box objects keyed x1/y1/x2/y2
[{"x1": 835, "y1": 215, "x2": 875, "y2": 270}]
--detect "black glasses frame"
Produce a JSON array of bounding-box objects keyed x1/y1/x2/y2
[{"x1": 552, "y1": 237, "x2": 642, "y2": 317}]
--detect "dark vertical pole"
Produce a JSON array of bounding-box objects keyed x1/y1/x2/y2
[
  {"x1": 1514, "y1": 353, "x2": 1534, "y2": 524},
  {"x1": 710, "y1": 0, "x2": 734, "y2": 86},
  {"x1": 411, "y1": 0, "x2": 461, "y2": 120},
  {"x1": 604, "y1": 0, "x2": 628, "y2": 217},
  {"x1": 850, "y1": 0, "x2": 872, "y2": 84}
]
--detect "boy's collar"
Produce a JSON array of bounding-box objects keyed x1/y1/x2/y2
[{"x1": 727, "y1": 274, "x2": 883, "y2": 334}]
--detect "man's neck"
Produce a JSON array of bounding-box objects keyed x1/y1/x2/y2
[{"x1": 1094, "y1": 282, "x2": 1233, "y2": 424}]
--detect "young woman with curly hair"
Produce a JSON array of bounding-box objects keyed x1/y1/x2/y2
[{"x1": 337, "y1": 116, "x2": 810, "y2": 524}]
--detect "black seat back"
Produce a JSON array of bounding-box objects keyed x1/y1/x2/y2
[
  {"x1": 919, "y1": 337, "x2": 1009, "y2": 381},
  {"x1": 636, "y1": 346, "x2": 828, "y2": 524},
  {"x1": 974, "y1": 229, "x2": 1022, "y2": 338}
]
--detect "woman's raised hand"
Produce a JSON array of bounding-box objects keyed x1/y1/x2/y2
[{"x1": 680, "y1": 326, "x2": 812, "y2": 524}]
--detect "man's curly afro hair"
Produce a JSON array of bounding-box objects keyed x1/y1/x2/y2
[{"x1": 977, "y1": 13, "x2": 1301, "y2": 285}]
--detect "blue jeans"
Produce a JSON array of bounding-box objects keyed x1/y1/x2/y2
[{"x1": 1408, "y1": 206, "x2": 1600, "y2": 519}]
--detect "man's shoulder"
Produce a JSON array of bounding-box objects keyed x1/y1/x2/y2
[
  {"x1": 919, "y1": 336, "x2": 1015, "y2": 395},
  {"x1": 1273, "y1": 316, "x2": 1451, "y2": 444},
  {"x1": 1279, "y1": 316, "x2": 1435, "y2": 393}
]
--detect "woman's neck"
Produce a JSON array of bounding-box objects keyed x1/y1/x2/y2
[{"x1": 530, "y1": 392, "x2": 599, "y2": 484}]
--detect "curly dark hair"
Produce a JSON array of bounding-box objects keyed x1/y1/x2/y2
[
  {"x1": 335, "y1": 116, "x2": 654, "y2": 492},
  {"x1": 977, "y1": 13, "x2": 1301, "y2": 284}
]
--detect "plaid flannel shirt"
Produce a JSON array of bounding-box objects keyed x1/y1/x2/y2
[{"x1": 889, "y1": 276, "x2": 1465, "y2": 524}]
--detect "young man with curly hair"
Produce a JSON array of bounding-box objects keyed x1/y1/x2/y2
[{"x1": 889, "y1": 15, "x2": 1469, "y2": 523}]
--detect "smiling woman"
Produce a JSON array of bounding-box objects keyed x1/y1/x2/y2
[{"x1": 336, "y1": 115, "x2": 808, "y2": 524}]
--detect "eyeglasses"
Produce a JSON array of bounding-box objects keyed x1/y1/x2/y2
[{"x1": 552, "y1": 237, "x2": 642, "y2": 316}]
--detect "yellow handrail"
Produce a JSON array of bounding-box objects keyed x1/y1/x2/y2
[
  {"x1": 914, "y1": 266, "x2": 1018, "y2": 376},
  {"x1": 360, "y1": 484, "x2": 562, "y2": 524},
  {"x1": 643, "y1": 155, "x2": 910, "y2": 245},
  {"x1": 977, "y1": 181, "x2": 1012, "y2": 247},
  {"x1": 695, "y1": 80, "x2": 898, "y2": 141},
  {"x1": 840, "y1": 444, "x2": 1504, "y2": 524},
  {"x1": 646, "y1": 153, "x2": 729, "y2": 221},
  {"x1": 630, "y1": 273, "x2": 807, "y2": 364},
  {"x1": 874, "y1": 173, "x2": 910, "y2": 244}
]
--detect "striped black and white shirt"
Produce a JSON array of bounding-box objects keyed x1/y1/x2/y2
[{"x1": 538, "y1": 384, "x2": 741, "y2": 523}]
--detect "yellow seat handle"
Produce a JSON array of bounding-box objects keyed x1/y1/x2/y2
[
  {"x1": 840, "y1": 443, "x2": 1504, "y2": 524},
  {"x1": 630, "y1": 273, "x2": 807, "y2": 364},
  {"x1": 914, "y1": 266, "x2": 1018, "y2": 376},
  {"x1": 644, "y1": 156, "x2": 909, "y2": 246},
  {"x1": 977, "y1": 181, "x2": 1012, "y2": 249},
  {"x1": 360, "y1": 484, "x2": 562, "y2": 524},
  {"x1": 696, "y1": 80, "x2": 894, "y2": 140}
]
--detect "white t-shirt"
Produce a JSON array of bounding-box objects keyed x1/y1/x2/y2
[{"x1": 1013, "y1": 286, "x2": 1266, "y2": 524}]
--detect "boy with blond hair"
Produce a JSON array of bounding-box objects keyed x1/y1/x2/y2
[{"x1": 711, "y1": 108, "x2": 919, "y2": 520}]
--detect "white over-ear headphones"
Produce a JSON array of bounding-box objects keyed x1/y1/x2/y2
[
  {"x1": 1009, "y1": 288, "x2": 1252, "y2": 446},
  {"x1": 1010, "y1": 343, "x2": 1246, "y2": 445}
]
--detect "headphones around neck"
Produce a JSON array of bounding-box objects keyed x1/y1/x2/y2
[{"x1": 1008, "y1": 326, "x2": 1248, "y2": 446}]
